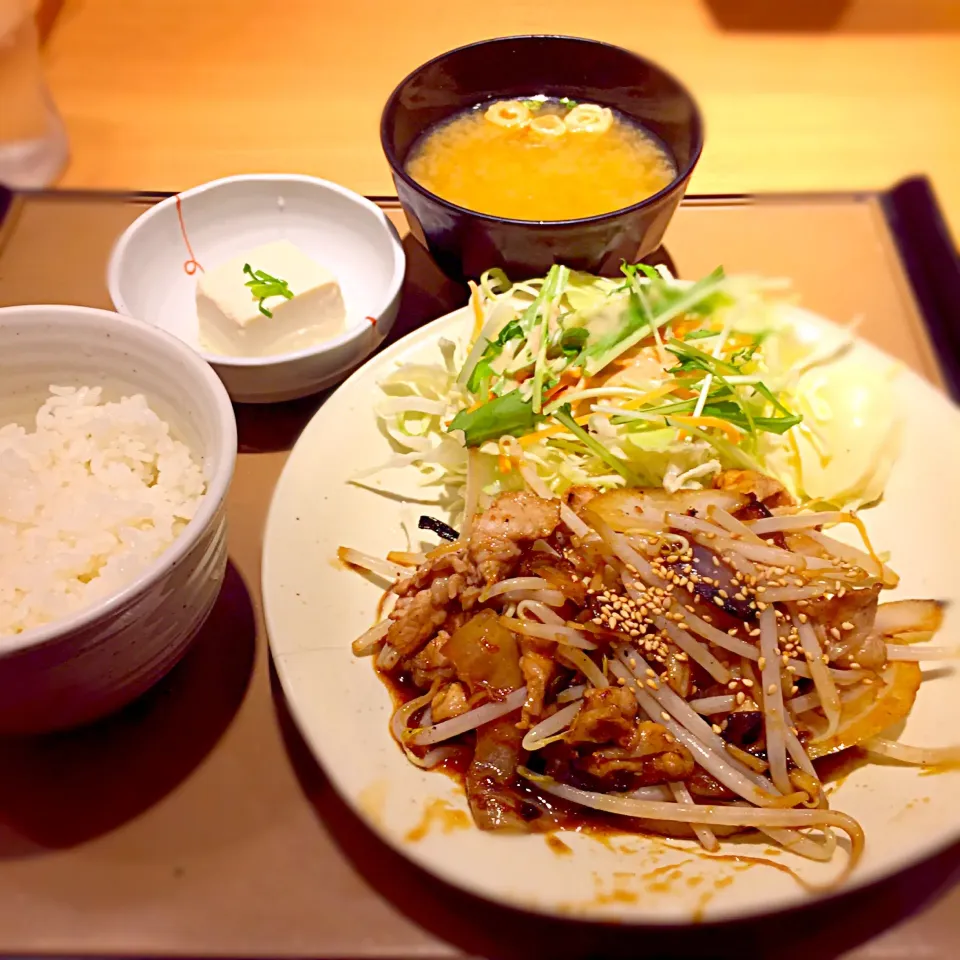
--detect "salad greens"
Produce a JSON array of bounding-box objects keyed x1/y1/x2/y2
[{"x1": 364, "y1": 263, "x2": 902, "y2": 517}]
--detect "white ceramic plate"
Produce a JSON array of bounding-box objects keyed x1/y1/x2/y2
[{"x1": 262, "y1": 305, "x2": 960, "y2": 923}]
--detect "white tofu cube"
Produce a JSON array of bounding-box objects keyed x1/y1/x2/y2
[{"x1": 196, "y1": 240, "x2": 346, "y2": 357}]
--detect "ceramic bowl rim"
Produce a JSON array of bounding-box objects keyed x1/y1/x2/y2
[
  {"x1": 106, "y1": 174, "x2": 407, "y2": 369},
  {"x1": 380, "y1": 34, "x2": 705, "y2": 228}
]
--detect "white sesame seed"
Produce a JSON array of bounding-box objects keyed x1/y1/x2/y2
[
  {"x1": 767, "y1": 683, "x2": 777, "y2": 695},
  {"x1": 661, "y1": 711, "x2": 671, "y2": 722}
]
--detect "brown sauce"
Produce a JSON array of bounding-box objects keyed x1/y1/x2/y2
[
  {"x1": 404, "y1": 798, "x2": 471, "y2": 842},
  {"x1": 545, "y1": 834, "x2": 573, "y2": 856}
]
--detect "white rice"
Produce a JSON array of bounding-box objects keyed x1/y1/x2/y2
[{"x1": 0, "y1": 385, "x2": 207, "y2": 637}]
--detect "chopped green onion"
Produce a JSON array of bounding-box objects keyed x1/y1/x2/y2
[{"x1": 243, "y1": 264, "x2": 294, "y2": 318}]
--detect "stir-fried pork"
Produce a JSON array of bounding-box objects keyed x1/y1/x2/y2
[
  {"x1": 519, "y1": 639, "x2": 556, "y2": 728},
  {"x1": 431, "y1": 681, "x2": 470, "y2": 722},
  {"x1": 577, "y1": 722, "x2": 695, "y2": 782},
  {"x1": 468, "y1": 491, "x2": 560, "y2": 583}
]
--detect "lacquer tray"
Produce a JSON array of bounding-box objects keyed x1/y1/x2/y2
[{"x1": 0, "y1": 179, "x2": 958, "y2": 960}]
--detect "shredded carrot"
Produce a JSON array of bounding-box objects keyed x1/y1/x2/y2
[
  {"x1": 619, "y1": 383, "x2": 676, "y2": 411},
  {"x1": 498, "y1": 454, "x2": 513, "y2": 474},
  {"x1": 518, "y1": 413, "x2": 592, "y2": 446},
  {"x1": 465, "y1": 400, "x2": 484, "y2": 414},
  {"x1": 541, "y1": 367, "x2": 585, "y2": 407},
  {"x1": 671, "y1": 319, "x2": 708, "y2": 339},
  {"x1": 670, "y1": 415, "x2": 743, "y2": 442}
]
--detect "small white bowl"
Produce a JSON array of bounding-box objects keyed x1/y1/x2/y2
[
  {"x1": 107, "y1": 174, "x2": 406, "y2": 403},
  {"x1": 0, "y1": 304, "x2": 237, "y2": 733}
]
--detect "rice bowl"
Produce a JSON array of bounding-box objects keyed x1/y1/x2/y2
[{"x1": 0, "y1": 304, "x2": 236, "y2": 733}]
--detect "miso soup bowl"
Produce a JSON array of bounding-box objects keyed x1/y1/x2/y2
[{"x1": 381, "y1": 35, "x2": 704, "y2": 281}]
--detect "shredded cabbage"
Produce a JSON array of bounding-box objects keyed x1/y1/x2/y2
[{"x1": 359, "y1": 266, "x2": 901, "y2": 518}]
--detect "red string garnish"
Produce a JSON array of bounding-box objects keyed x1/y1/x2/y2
[
  {"x1": 366, "y1": 315, "x2": 377, "y2": 325},
  {"x1": 175, "y1": 195, "x2": 204, "y2": 275}
]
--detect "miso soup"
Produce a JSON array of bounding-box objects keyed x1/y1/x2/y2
[{"x1": 405, "y1": 97, "x2": 677, "y2": 221}]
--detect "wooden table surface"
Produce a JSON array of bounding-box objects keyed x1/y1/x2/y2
[{"x1": 41, "y1": 0, "x2": 960, "y2": 237}]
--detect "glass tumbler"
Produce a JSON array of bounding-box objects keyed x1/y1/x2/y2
[{"x1": 0, "y1": 0, "x2": 68, "y2": 188}]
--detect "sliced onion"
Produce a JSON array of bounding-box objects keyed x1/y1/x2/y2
[
  {"x1": 410, "y1": 686, "x2": 528, "y2": 745},
  {"x1": 875, "y1": 599, "x2": 947, "y2": 639},
  {"x1": 376, "y1": 643, "x2": 401, "y2": 671}
]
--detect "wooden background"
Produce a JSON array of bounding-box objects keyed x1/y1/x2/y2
[{"x1": 39, "y1": 0, "x2": 960, "y2": 237}]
